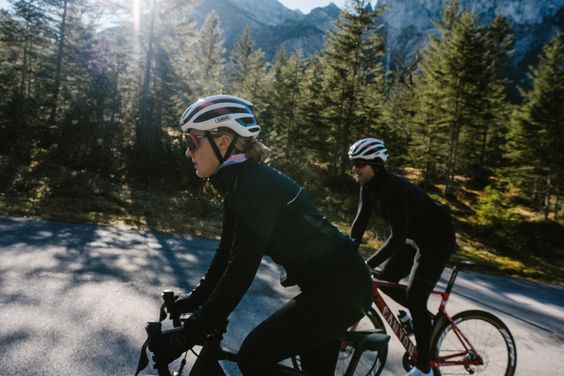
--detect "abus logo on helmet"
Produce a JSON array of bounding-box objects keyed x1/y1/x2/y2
[{"x1": 215, "y1": 115, "x2": 231, "y2": 123}]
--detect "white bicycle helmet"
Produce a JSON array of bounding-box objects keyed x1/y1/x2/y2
[
  {"x1": 348, "y1": 138, "x2": 388, "y2": 162},
  {"x1": 180, "y1": 95, "x2": 260, "y2": 137}
]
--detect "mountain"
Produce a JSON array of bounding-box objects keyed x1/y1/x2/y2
[
  {"x1": 188, "y1": 0, "x2": 340, "y2": 58},
  {"x1": 188, "y1": 0, "x2": 563, "y2": 86},
  {"x1": 375, "y1": 0, "x2": 564, "y2": 86}
]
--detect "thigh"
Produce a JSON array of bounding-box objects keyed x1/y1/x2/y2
[
  {"x1": 238, "y1": 290, "x2": 359, "y2": 375},
  {"x1": 238, "y1": 295, "x2": 335, "y2": 372},
  {"x1": 408, "y1": 244, "x2": 451, "y2": 294},
  {"x1": 238, "y1": 297, "x2": 305, "y2": 370}
]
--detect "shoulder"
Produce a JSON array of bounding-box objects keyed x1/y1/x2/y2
[
  {"x1": 231, "y1": 162, "x2": 296, "y2": 206},
  {"x1": 381, "y1": 173, "x2": 409, "y2": 199}
]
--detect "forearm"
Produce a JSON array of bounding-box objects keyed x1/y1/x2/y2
[
  {"x1": 366, "y1": 235, "x2": 404, "y2": 268},
  {"x1": 351, "y1": 187, "x2": 371, "y2": 243}
]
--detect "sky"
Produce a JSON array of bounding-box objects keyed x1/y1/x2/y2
[
  {"x1": 278, "y1": 0, "x2": 347, "y2": 14},
  {"x1": 0, "y1": 1, "x2": 349, "y2": 14}
]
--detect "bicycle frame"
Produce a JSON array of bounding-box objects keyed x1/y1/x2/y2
[{"x1": 371, "y1": 277, "x2": 484, "y2": 369}]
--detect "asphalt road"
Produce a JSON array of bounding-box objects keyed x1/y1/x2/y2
[{"x1": 0, "y1": 216, "x2": 562, "y2": 375}]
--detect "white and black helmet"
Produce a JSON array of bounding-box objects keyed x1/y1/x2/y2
[
  {"x1": 348, "y1": 138, "x2": 388, "y2": 162},
  {"x1": 180, "y1": 95, "x2": 260, "y2": 137}
]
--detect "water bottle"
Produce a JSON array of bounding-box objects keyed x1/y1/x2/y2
[{"x1": 398, "y1": 310, "x2": 414, "y2": 335}]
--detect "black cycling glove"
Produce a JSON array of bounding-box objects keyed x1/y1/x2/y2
[
  {"x1": 173, "y1": 293, "x2": 201, "y2": 314},
  {"x1": 160, "y1": 293, "x2": 201, "y2": 323},
  {"x1": 151, "y1": 307, "x2": 227, "y2": 367}
]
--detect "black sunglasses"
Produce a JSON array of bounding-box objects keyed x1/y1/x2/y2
[
  {"x1": 352, "y1": 160, "x2": 369, "y2": 168},
  {"x1": 185, "y1": 133, "x2": 206, "y2": 152}
]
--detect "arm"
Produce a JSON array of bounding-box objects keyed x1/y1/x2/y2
[
  {"x1": 174, "y1": 206, "x2": 234, "y2": 313},
  {"x1": 351, "y1": 185, "x2": 372, "y2": 246},
  {"x1": 195, "y1": 182, "x2": 279, "y2": 322},
  {"x1": 366, "y1": 187, "x2": 409, "y2": 268}
]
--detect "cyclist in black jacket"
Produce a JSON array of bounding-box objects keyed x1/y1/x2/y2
[
  {"x1": 149, "y1": 95, "x2": 373, "y2": 376},
  {"x1": 348, "y1": 138, "x2": 456, "y2": 376}
]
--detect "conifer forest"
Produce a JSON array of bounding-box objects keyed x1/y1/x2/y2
[{"x1": 0, "y1": 0, "x2": 562, "y2": 283}]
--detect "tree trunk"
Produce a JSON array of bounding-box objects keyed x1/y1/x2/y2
[
  {"x1": 544, "y1": 175, "x2": 551, "y2": 220},
  {"x1": 479, "y1": 121, "x2": 489, "y2": 167},
  {"x1": 554, "y1": 186, "x2": 560, "y2": 221},
  {"x1": 48, "y1": 0, "x2": 69, "y2": 125},
  {"x1": 19, "y1": 26, "x2": 29, "y2": 99},
  {"x1": 137, "y1": 0, "x2": 157, "y2": 174}
]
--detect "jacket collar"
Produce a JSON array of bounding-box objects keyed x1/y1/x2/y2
[
  {"x1": 209, "y1": 159, "x2": 250, "y2": 195},
  {"x1": 365, "y1": 166, "x2": 389, "y2": 194}
]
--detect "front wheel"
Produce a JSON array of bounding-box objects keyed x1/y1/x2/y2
[
  {"x1": 291, "y1": 307, "x2": 388, "y2": 376},
  {"x1": 430, "y1": 310, "x2": 517, "y2": 376}
]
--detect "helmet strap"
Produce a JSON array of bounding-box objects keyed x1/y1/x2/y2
[
  {"x1": 224, "y1": 133, "x2": 239, "y2": 162},
  {"x1": 205, "y1": 131, "x2": 239, "y2": 164}
]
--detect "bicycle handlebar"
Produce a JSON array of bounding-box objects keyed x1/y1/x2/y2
[
  {"x1": 135, "y1": 291, "x2": 183, "y2": 376},
  {"x1": 145, "y1": 321, "x2": 173, "y2": 376}
]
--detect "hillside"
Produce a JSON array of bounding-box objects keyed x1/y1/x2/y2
[{"x1": 1, "y1": 159, "x2": 562, "y2": 286}]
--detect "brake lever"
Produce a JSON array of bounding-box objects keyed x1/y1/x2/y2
[{"x1": 162, "y1": 290, "x2": 181, "y2": 328}]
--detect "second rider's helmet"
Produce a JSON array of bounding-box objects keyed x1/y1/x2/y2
[
  {"x1": 180, "y1": 95, "x2": 260, "y2": 137},
  {"x1": 348, "y1": 138, "x2": 388, "y2": 162}
]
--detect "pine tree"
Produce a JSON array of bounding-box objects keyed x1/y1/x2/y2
[
  {"x1": 380, "y1": 55, "x2": 419, "y2": 171},
  {"x1": 460, "y1": 15, "x2": 514, "y2": 186},
  {"x1": 192, "y1": 11, "x2": 225, "y2": 97},
  {"x1": 47, "y1": 0, "x2": 70, "y2": 126},
  {"x1": 228, "y1": 26, "x2": 253, "y2": 92},
  {"x1": 133, "y1": 0, "x2": 199, "y2": 179},
  {"x1": 508, "y1": 34, "x2": 564, "y2": 219},
  {"x1": 322, "y1": 0, "x2": 386, "y2": 175},
  {"x1": 263, "y1": 47, "x2": 288, "y2": 148},
  {"x1": 411, "y1": 1, "x2": 493, "y2": 194},
  {"x1": 295, "y1": 55, "x2": 330, "y2": 158},
  {"x1": 0, "y1": 9, "x2": 27, "y2": 156},
  {"x1": 227, "y1": 26, "x2": 269, "y2": 106}
]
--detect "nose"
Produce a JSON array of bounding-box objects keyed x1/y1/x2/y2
[{"x1": 186, "y1": 147, "x2": 193, "y2": 158}]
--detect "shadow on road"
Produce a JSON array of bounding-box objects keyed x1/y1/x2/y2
[{"x1": 0, "y1": 216, "x2": 288, "y2": 375}]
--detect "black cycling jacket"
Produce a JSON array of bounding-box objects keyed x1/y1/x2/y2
[
  {"x1": 189, "y1": 160, "x2": 355, "y2": 321},
  {"x1": 351, "y1": 168, "x2": 454, "y2": 268}
]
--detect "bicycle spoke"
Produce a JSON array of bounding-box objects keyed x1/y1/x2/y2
[{"x1": 432, "y1": 311, "x2": 516, "y2": 376}]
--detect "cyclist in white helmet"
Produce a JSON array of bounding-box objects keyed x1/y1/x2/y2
[
  {"x1": 149, "y1": 95, "x2": 373, "y2": 375},
  {"x1": 348, "y1": 137, "x2": 456, "y2": 376}
]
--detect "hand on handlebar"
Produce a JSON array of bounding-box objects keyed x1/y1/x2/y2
[
  {"x1": 149, "y1": 327, "x2": 191, "y2": 367},
  {"x1": 172, "y1": 294, "x2": 201, "y2": 315},
  {"x1": 160, "y1": 292, "x2": 200, "y2": 327},
  {"x1": 150, "y1": 307, "x2": 226, "y2": 369}
]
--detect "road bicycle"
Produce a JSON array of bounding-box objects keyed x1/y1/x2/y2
[
  {"x1": 313, "y1": 260, "x2": 517, "y2": 376},
  {"x1": 135, "y1": 291, "x2": 390, "y2": 376},
  {"x1": 136, "y1": 260, "x2": 516, "y2": 376}
]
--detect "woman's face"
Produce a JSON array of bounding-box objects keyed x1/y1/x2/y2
[{"x1": 185, "y1": 131, "x2": 222, "y2": 178}]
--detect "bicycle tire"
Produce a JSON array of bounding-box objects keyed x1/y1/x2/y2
[
  {"x1": 430, "y1": 310, "x2": 517, "y2": 376},
  {"x1": 291, "y1": 307, "x2": 388, "y2": 376}
]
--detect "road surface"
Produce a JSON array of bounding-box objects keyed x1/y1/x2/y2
[{"x1": 0, "y1": 216, "x2": 562, "y2": 375}]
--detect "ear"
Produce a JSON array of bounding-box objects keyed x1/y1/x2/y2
[{"x1": 218, "y1": 134, "x2": 232, "y2": 151}]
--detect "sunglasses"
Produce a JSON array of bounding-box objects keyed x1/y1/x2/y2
[
  {"x1": 352, "y1": 160, "x2": 369, "y2": 168},
  {"x1": 185, "y1": 133, "x2": 206, "y2": 152}
]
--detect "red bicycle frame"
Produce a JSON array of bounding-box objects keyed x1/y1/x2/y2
[{"x1": 371, "y1": 279, "x2": 484, "y2": 369}]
